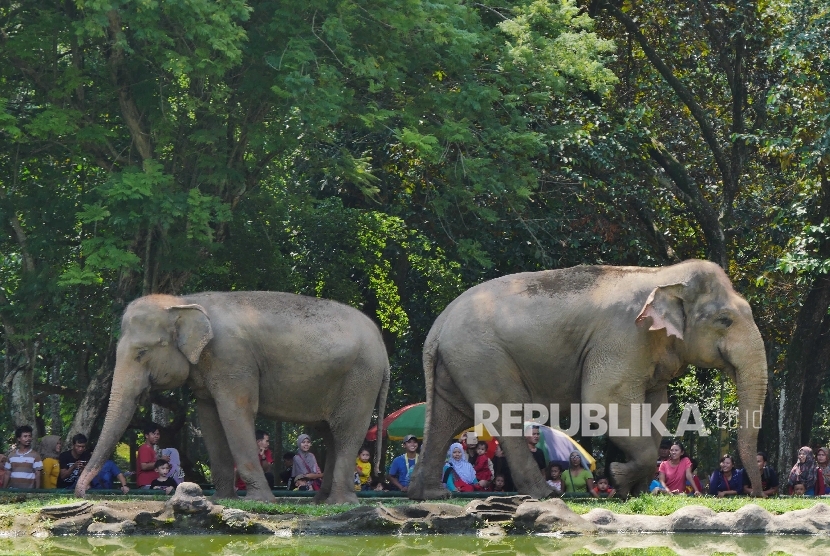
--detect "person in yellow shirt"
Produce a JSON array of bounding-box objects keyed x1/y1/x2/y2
[
  {"x1": 355, "y1": 447, "x2": 372, "y2": 491},
  {"x1": 39, "y1": 435, "x2": 62, "y2": 489}
]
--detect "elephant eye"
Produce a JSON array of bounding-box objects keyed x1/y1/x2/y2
[
  {"x1": 135, "y1": 348, "x2": 148, "y2": 362},
  {"x1": 715, "y1": 316, "x2": 733, "y2": 328}
]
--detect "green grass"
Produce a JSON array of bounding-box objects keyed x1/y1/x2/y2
[
  {"x1": 564, "y1": 494, "x2": 823, "y2": 515},
  {"x1": 0, "y1": 494, "x2": 83, "y2": 514}
]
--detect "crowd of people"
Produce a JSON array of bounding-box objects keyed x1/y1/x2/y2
[{"x1": 3, "y1": 422, "x2": 830, "y2": 498}]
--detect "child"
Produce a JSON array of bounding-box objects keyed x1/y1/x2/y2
[
  {"x1": 547, "y1": 462, "x2": 564, "y2": 495},
  {"x1": 492, "y1": 474, "x2": 507, "y2": 492},
  {"x1": 150, "y1": 459, "x2": 177, "y2": 494},
  {"x1": 593, "y1": 476, "x2": 616, "y2": 497},
  {"x1": 355, "y1": 447, "x2": 372, "y2": 491},
  {"x1": 650, "y1": 460, "x2": 668, "y2": 494},
  {"x1": 792, "y1": 481, "x2": 806, "y2": 496},
  {"x1": 473, "y1": 441, "x2": 493, "y2": 490}
]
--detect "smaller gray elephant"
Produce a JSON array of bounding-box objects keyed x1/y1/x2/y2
[{"x1": 76, "y1": 291, "x2": 389, "y2": 504}]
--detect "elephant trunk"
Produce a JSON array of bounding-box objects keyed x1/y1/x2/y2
[
  {"x1": 731, "y1": 324, "x2": 768, "y2": 497},
  {"x1": 75, "y1": 363, "x2": 147, "y2": 497}
]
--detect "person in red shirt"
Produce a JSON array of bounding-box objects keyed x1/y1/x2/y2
[
  {"x1": 136, "y1": 423, "x2": 167, "y2": 488},
  {"x1": 235, "y1": 429, "x2": 275, "y2": 491}
]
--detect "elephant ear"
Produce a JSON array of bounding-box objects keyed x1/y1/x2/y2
[
  {"x1": 635, "y1": 283, "x2": 686, "y2": 340},
  {"x1": 167, "y1": 304, "x2": 213, "y2": 364}
]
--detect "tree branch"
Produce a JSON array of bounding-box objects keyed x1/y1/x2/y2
[{"x1": 600, "y1": 1, "x2": 734, "y2": 194}]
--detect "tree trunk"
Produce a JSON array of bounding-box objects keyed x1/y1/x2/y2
[
  {"x1": 777, "y1": 276, "x2": 830, "y2": 471},
  {"x1": 66, "y1": 344, "x2": 116, "y2": 441},
  {"x1": 2, "y1": 334, "x2": 38, "y2": 429}
]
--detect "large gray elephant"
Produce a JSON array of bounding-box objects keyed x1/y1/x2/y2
[
  {"x1": 75, "y1": 291, "x2": 389, "y2": 504},
  {"x1": 408, "y1": 260, "x2": 767, "y2": 499}
]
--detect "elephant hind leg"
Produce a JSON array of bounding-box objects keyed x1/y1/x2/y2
[{"x1": 408, "y1": 374, "x2": 471, "y2": 501}]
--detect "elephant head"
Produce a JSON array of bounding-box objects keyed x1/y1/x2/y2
[
  {"x1": 636, "y1": 263, "x2": 767, "y2": 495},
  {"x1": 75, "y1": 295, "x2": 213, "y2": 496}
]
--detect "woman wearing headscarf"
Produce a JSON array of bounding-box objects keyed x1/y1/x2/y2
[
  {"x1": 788, "y1": 446, "x2": 824, "y2": 495},
  {"x1": 442, "y1": 442, "x2": 477, "y2": 491},
  {"x1": 816, "y1": 447, "x2": 830, "y2": 492},
  {"x1": 39, "y1": 435, "x2": 62, "y2": 489},
  {"x1": 291, "y1": 434, "x2": 323, "y2": 491}
]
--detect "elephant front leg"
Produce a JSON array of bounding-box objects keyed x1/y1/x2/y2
[
  {"x1": 212, "y1": 392, "x2": 277, "y2": 503},
  {"x1": 196, "y1": 397, "x2": 237, "y2": 500}
]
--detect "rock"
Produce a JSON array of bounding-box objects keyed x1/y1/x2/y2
[
  {"x1": 45, "y1": 514, "x2": 92, "y2": 536},
  {"x1": 769, "y1": 502, "x2": 830, "y2": 534},
  {"x1": 39, "y1": 501, "x2": 93, "y2": 520},
  {"x1": 512, "y1": 499, "x2": 596, "y2": 534},
  {"x1": 221, "y1": 508, "x2": 252, "y2": 529},
  {"x1": 165, "y1": 482, "x2": 214, "y2": 514},
  {"x1": 583, "y1": 508, "x2": 669, "y2": 533},
  {"x1": 669, "y1": 505, "x2": 725, "y2": 532},
  {"x1": 464, "y1": 495, "x2": 533, "y2": 522},
  {"x1": 728, "y1": 503, "x2": 773, "y2": 532},
  {"x1": 428, "y1": 514, "x2": 483, "y2": 534},
  {"x1": 87, "y1": 520, "x2": 136, "y2": 536},
  {"x1": 298, "y1": 506, "x2": 401, "y2": 535},
  {"x1": 384, "y1": 502, "x2": 464, "y2": 521}
]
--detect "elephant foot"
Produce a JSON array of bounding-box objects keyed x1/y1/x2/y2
[
  {"x1": 246, "y1": 488, "x2": 277, "y2": 503},
  {"x1": 315, "y1": 490, "x2": 359, "y2": 505},
  {"x1": 609, "y1": 461, "x2": 646, "y2": 499}
]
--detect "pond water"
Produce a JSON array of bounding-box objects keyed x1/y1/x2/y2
[{"x1": 0, "y1": 534, "x2": 826, "y2": 555}]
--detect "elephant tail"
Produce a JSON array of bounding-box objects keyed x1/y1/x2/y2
[
  {"x1": 374, "y1": 362, "x2": 390, "y2": 476},
  {"x1": 420, "y1": 309, "x2": 447, "y2": 460}
]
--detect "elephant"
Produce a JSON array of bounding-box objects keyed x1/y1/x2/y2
[
  {"x1": 75, "y1": 291, "x2": 389, "y2": 504},
  {"x1": 407, "y1": 260, "x2": 767, "y2": 499}
]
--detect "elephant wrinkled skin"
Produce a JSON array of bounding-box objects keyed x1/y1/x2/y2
[
  {"x1": 408, "y1": 260, "x2": 767, "y2": 499},
  {"x1": 75, "y1": 291, "x2": 389, "y2": 504}
]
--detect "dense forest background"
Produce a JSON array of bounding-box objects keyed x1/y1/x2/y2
[{"x1": 1, "y1": 0, "x2": 829, "y2": 482}]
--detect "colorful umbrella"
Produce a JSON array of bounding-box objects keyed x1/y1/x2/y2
[
  {"x1": 365, "y1": 403, "x2": 425, "y2": 441},
  {"x1": 532, "y1": 423, "x2": 595, "y2": 471}
]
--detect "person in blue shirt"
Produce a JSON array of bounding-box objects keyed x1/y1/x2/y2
[
  {"x1": 708, "y1": 453, "x2": 744, "y2": 497},
  {"x1": 388, "y1": 434, "x2": 419, "y2": 492},
  {"x1": 90, "y1": 459, "x2": 130, "y2": 494}
]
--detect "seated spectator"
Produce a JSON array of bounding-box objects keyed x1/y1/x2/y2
[
  {"x1": 472, "y1": 441, "x2": 493, "y2": 490},
  {"x1": 292, "y1": 434, "x2": 323, "y2": 491},
  {"x1": 658, "y1": 441, "x2": 701, "y2": 496},
  {"x1": 593, "y1": 475, "x2": 616, "y2": 497},
  {"x1": 563, "y1": 450, "x2": 597, "y2": 497},
  {"x1": 355, "y1": 447, "x2": 372, "y2": 491},
  {"x1": 683, "y1": 458, "x2": 704, "y2": 495},
  {"x1": 235, "y1": 429, "x2": 275, "y2": 491},
  {"x1": 3, "y1": 425, "x2": 43, "y2": 489},
  {"x1": 0, "y1": 454, "x2": 7, "y2": 487},
  {"x1": 150, "y1": 459, "x2": 177, "y2": 494},
  {"x1": 161, "y1": 448, "x2": 185, "y2": 485},
  {"x1": 650, "y1": 460, "x2": 668, "y2": 494},
  {"x1": 280, "y1": 452, "x2": 295, "y2": 488},
  {"x1": 136, "y1": 423, "x2": 165, "y2": 489},
  {"x1": 90, "y1": 460, "x2": 130, "y2": 494},
  {"x1": 492, "y1": 474, "x2": 507, "y2": 492},
  {"x1": 526, "y1": 426, "x2": 546, "y2": 476},
  {"x1": 787, "y1": 446, "x2": 824, "y2": 496},
  {"x1": 546, "y1": 462, "x2": 564, "y2": 495},
  {"x1": 58, "y1": 434, "x2": 92, "y2": 489},
  {"x1": 442, "y1": 442, "x2": 477, "y2": 491},
  {"x1": 817, "y1": 447, "x2": 830, "y2": 492},
  {"x1": 743, "y1": 451, "x2": 779, "y2": 497},
  {"x1": 492, "y1": 441, "x2": 515, "y2": 492},
  {"x1": 388, "y1": 434, "x2": 419, "y2": 492},
  {"x1": 658, "y1": 439, "x2": 672, "y2": 461},
  {"x1": 39, "y1": 435, "x2": 62, "y2": 489},
  {"x1": 708, "y1": 454, "x2": 744, "y2": 497},
  {"x1": 792, "y1": 481, "x2": 807, "y2": 496}
]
